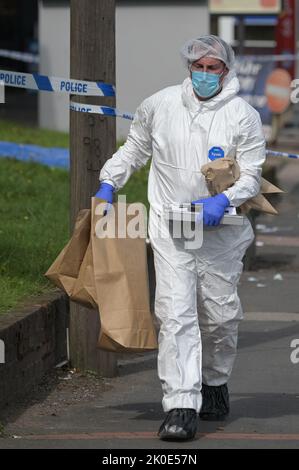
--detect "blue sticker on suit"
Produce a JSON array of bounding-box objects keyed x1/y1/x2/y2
[{"x1": 208, "y1": 146, "x2": 225, "y2": 161}]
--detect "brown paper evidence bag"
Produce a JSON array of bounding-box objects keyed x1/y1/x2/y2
[
  {"x1": 45, "y1": 198, "x2": 158, "y2": 353},
  {"x1": 201, "y1": 157, "x2": 284, "y2": 215}
]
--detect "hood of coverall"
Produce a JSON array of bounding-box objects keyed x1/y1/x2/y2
[{"x1": 181, "y1": 69, "x2": 240, "y2": 113}]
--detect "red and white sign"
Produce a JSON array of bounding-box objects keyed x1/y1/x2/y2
[{"x1": 265, "y1": 68, "x2": 292, "y2": 113}]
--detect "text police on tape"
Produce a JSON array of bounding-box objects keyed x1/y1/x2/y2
[
  {"x1": 0, "y1": 72, "x2": 26, "y2": 87},
  {"x1": 60, "y1": 81, "x2": 88, "y2": 94}
]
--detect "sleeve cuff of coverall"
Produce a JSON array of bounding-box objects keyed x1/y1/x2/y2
[
  {"x1": 222, "y1": 190, "x2": 233, "y2": 205},
  {"x1": 99, "y1": 179, "x2": 116, "y2": 190}
]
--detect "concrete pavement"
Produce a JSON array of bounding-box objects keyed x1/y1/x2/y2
[{"x1": 0, "y1": 300, "x2": 299, "y2": 449}]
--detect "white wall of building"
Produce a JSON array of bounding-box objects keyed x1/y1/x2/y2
[
  {"x1": 39, "y1": 1, "x2": 209, "y2": 139},
  {"x1": 115, "y1": 2, "x2": 209, "y2": 138},
  {"x1": 38, "y1": 1, "x2": 70, "y2": 132}
]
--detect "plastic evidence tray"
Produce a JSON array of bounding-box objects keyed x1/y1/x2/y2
[{"x1": 163, "y1": 203, "x2": 245, "y2": 226}]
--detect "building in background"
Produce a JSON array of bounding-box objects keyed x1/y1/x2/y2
[
  {"x1": 0, "y1": 0, "x2": 38, "y2": 125},
  {"x1": 38, "y1": 0, "x2": 209, "y2": 138},
  {"x1": 0, "y1": 0, "x2": 209, "y2": 137},
  {"x1": 210, "y1": 0, "x2": 297, "y2": 63},
  {"x1": 210, "y1": 0, "x2": 299, "y2": 142},
  {"x1": 1, "y1": 0, "x2": 298, "y2": 143},
  {"x1": 0, "y1": 0, "x2": 38, "y2": 69}
]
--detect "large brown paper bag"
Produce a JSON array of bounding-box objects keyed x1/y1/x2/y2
[
  {"x1": 71, "y1": 239, "x2": 98, "y2": 309},
  {"x1": 91, "y1": 198, "x2": 158, "y2": 352},
  {"x1": 201, "y1": 157, "x2": 284, "y2": 215},
  {"x1": 44, "y1": 209, "x2": 91, "y2": 295}
]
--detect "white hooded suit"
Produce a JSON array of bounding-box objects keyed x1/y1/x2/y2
[{"x1": 99, "y1": 71, "x2": 266, "y2": 412}]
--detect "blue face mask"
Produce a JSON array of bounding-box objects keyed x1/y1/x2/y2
[{"x1": 191, "y1": 70, "x2": 222, "y2": 98}]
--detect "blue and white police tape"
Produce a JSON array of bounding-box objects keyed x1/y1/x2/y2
[
  {"x1": 0, "y1": 49, "x2": 39, "y2": 64},
  {"x1": 0, "y1": 69, "x2": 115, "y2": 96},
  {"x1": 266, "y1": 149, "x2": 299, "y2": 160},
  {"x1": 70, "y1": 102, "x2": 299, "y2": 161},
  {"x1": 70, "y1": 101, "x2": 134, "y2": 120},
  {"x1": 1, "y1": 66, "x2": 298, "y2": 162}
]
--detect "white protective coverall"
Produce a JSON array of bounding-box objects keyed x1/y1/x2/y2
[{"x1": 99, "y1": 69, "x2": 266, "y2": 413}]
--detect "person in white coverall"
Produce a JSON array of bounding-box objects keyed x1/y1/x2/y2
[{"x1": 95, "y1": 35, "x2": 266, "y2": 441}]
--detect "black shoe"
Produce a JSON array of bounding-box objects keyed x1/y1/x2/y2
[
  {"x1": 199, "y1": 383, "x2": 230, "y2": 421},
  {"x1": 158, "y1": 408, "x2": 198, "y2": 441}
]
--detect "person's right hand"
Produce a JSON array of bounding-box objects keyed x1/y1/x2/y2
[
  {"x1": 95, "y1": 182, "x2": 115, "y2": 216},
  {"x1": 95, "y1": 182, "x2": 115, "y2": 204}
]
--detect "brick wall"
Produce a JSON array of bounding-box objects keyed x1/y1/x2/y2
[{"x1": 0, "y1": 291, "x2": 69, "y2": 410}]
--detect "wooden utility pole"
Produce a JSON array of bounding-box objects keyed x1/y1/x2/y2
[{"x1": 69, "y1": 0, "x2": 117, "y2": 376}]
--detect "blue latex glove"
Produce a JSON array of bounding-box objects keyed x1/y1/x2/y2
[
  {"x1": 192, "y1": 193, "x2": 230, "y2": 226},
  {"x1": 95, "y1": 182, "x2": 115, "y2": 203},
  {"x1": 95, "y1": 182, "x2": 115, "y2": 216}
]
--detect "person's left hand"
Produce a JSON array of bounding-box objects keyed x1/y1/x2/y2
[{"x1": 192, "y1": 193, "x2": 230, "y2": 226}]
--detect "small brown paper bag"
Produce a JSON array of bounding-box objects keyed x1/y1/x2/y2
[{"x1": 201, "y1": 157, "x2": 284, "y2": 215}]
